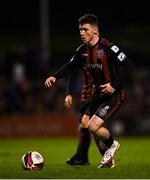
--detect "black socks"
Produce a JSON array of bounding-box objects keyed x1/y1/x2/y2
[
  {"x1": 76, "y1": 128, "x2": 91, "y2": 158},
  {"x1": 103, "y1": 136, "x2": 114, "y2": 148}
]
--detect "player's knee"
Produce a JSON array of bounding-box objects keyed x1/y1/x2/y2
[
  {"x1": 81, "y1": 115, "x2": 89, "y2": 128},
  {"x1": 88, "y1": 120, "x2": 99, "y2": 134},
  {"x1": 81, "y1": 121, "x2": 88, "y2": 128},
  {"x1": 88, "y1": 116, "x2": 104, "y2": 134}
]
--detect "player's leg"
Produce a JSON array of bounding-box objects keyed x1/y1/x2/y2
[
  {"x1": 66, "y1": 101, "x2": 91, "y2": 165},
  {"x1": 88, "y1": 94, "x2": 122, "y2": 167},
  {"x1": 94, "y1": 138, "x2": 115, "y2": 168},
  {"x1": 94, "y1": 134, "x2": 107, "y2": 156},
  {"x1": 88, "y1": 115, "x2": 119, "y2": 168},
  {"x1": 66, "y1": 123, "x2": 91, "y2": 165},
  {"x1": 66, "y1": 115, "x2": 108, "y2": 165}
]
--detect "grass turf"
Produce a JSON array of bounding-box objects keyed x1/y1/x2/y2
[{"x1": 0, "y1": 137, "x2": 150, "y2": 179}]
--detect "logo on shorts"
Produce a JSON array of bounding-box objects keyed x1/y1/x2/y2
[
  {"x1": 98, "y1": 106, "x2": 110, "y2": 117},
  {"x1": 104, "y1": 106, "x2": 110, "y2": 110}
]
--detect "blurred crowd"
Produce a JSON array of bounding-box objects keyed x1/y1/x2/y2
[
  {"x1": 0, "y1": 46, "x2": 77, "y2": 115},
  {"x1": 0, "y1": 46, "x2": 149, "y2": 119}
]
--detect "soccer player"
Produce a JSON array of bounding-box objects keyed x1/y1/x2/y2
[{"x1": 45, "y1": 14, "x2": 134, "y2": 168}]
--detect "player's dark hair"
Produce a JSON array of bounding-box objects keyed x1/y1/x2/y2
[{"x1": 79, "y1": 14, "x2": 99, "y2": 26}]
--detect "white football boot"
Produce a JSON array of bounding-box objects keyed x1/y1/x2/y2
[
  {"x1": 98, "y1": 159, "x2": 115, "y2": 168},
  {"x1": 101, "y1": 140, "x2": 120, "y2": 165}
]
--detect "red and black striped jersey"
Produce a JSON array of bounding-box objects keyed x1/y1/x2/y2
[
  {"x1": 54, "y1": 38, "x2": 134, "y2": 99},
  {"x1": 66, "y1": 69, "x2": 93, "y2": 101},
  {"x1": 80, "y1": 71, "x2": 93, "y2": 101}
]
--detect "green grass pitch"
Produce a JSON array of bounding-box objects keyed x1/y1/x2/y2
[{"x1": 0, "y1": 137, "x2": 150, "y2": 179}]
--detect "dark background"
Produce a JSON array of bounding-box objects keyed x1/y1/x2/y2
[
  {"x1": 0, "y1": 0, "x2": 149, "y2": 136},
  {"x1": 0, "y1": 0, "x2": 150, "y2": 64},
  {"x1": 1, "y1": 1, "x2": 150, "y2": 31}
]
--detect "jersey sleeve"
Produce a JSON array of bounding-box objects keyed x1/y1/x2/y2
[
  {"x1": 53, "y1": 47, "x2": 82, "y2": 79},
  {"x1": 109, "y1": 44, "x2": 135, "y2": 88}
]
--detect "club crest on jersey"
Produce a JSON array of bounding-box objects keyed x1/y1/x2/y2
[{"x1": 97, "y1": 49, "x2": 103, "y2": 59}]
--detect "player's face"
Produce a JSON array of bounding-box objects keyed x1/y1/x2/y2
[{"x1": 79, "y1": 23, "x2": 98, "y2": 44}]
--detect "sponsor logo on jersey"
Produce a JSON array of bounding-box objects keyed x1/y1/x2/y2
[
  {"x1": 111, "y1": 45, "x2": 119, "y2": 53},
  {"x1": 117, "y1": 52, "x2": 126, "y2": 61},
  {"x1": 84, "y1": 64, "x2": 103, "y2": 70}
]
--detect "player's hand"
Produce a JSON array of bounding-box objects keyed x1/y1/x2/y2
[
  {"x1": 100, "y1": 83, "x2": 115, "y2": 95},
  {"x1": 45, "y1": 76, "x2": 56, "y2": 87},
  {"x1": 64, "y1": 95, "x2": 73, "y2": 108}
]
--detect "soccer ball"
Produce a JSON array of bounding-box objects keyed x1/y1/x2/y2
[{"x1": 21, "y1": 151, "x2": 44, "y2": 170}]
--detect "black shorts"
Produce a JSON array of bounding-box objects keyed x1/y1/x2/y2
[
  {"x1": 79, "y1": 100, "x2": 90, "y2": 117},
  {"x1": 85, "y1": 92, "x2": 124, "y2": 121}
]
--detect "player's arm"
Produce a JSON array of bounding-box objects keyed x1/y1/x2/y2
[
  {"x1": 45, "y1": 48, "x2": 81, "y2": 88},
  {"x1": 64, "y1": 95, "x2": 73, "y2": 108},
  {"x1": 45, "y1": 61, "x2": 75, "y2": 87},
  {"x1": 45, "y1": 76, "x2": 56, "y2": 87},
  {"x1": 101, "y1": 83, "x2": 115, "y2": 95},
  {"x1": 64, "y1": 74, "x2": 73, "y2": 108},
  {"x1": 64, "y1": 69, "x2": 78, "y2": 108},
  {"x1": 101, "y1": 45, "x2": 134, "y2": 94},
  {"x1": 109, "y1": 44, "x2": 134, "y2": 89}
]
